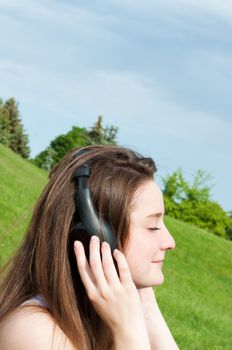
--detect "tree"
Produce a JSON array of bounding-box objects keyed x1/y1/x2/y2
[
  {"x1": 0, "y1": 97, "x2": 30, "y2": 158},
  {"x1": 33, "y1": 126, "x2": 91, "y2": 170},
  {"x1": 88, "y1": 116, "x2": 118, "y2": 144},
  {"x1": 0, "y1": 99, "x2": 11, "y2": 146},
  {"x1": 162, "y1": 168, "x2": 232, "y2": 240},
  {"x1": 225, "y1": 211, "x2": 232, "y2": 240},
  {"x1": 35, "y1": 147, "x2": 57, "y2": 171}
]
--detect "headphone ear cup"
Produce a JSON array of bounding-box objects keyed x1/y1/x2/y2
[
  {"x1": 68, "y1": 225, "x2": 119, "y2": 277},
  {"x1": 68, "y1": 225, "x2": 90, "y2": 276}
]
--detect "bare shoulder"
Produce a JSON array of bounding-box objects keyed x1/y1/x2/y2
[{"x1": 0, "y1": 305, "x2": 76, "y2": 350}]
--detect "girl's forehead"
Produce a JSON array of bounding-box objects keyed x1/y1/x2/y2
[{"x1": 130, "y1": 181, "x2": 164, "y2": 216}]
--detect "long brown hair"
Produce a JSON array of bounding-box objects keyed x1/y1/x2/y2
[{"x1": 0, "y1": 145, "x2": 156, "y2": 349}]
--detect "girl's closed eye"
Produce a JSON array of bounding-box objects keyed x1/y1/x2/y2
[{"x1": 148, "y1": 227, "x2": 161, "y2": 231}]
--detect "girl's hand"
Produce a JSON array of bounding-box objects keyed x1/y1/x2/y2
[
  {"x1": 138, "y1": 287, "x2": 159, "y2": 316},
  {"x1": 138, "y1": 287, "x2": 162, "y2": 348},
  {"x1": 73, "y1": 235, "x2": 150, "y2": 343},
  {"x1": 138, "y1": 287, "x2": 180, "y2": 350}
]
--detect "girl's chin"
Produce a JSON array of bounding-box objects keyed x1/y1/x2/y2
[
  {"x1": 151, "y1": 274, "x2": 165, "y2": 286},
  {"x1": 153, "y1": 275, "x2": 165, "y2": 286},
  {"x1": 135, "y1": 273, "x2": 165, "y2": 288}
]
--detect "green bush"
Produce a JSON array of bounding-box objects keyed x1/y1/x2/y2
[{"x1": 162, "y1": 168, "x2": 232, "y2": 240}]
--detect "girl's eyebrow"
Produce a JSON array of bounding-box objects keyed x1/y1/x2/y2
[{"x1": 145, "y1": 212, "x2": 164, "y2": 218}]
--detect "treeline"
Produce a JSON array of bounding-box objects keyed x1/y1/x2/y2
[
  {"x1": 33, "y1": 116, "x2": 118, "y2": 170},
  {"x1": 0, "y1": 96, "x2": 231, "y2": 241}
]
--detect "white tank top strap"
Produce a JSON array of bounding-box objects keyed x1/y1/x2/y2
[{"x1": 20, "y1": 295, "x2": 48, "y2": 308}]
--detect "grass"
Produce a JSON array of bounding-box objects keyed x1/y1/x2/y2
[
  {"x1": 0, "y1": 144, "x2": 48, "y2": 265},
  {"x1": 156, "y1": 217, "x2": 232, "y2": 349},
  {"x1": 1, "y1": 143, "x2": 232, "y2": 349}
]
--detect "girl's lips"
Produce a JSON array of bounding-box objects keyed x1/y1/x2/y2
[{"x1": 151, "y1": 260, "x2": 164, "y2": 263}]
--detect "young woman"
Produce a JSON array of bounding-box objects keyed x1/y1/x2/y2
[{"x1": 0, "y1": 145, "x2": 179, "y2": 349}]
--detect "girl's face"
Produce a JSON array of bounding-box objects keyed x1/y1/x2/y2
[{"x1": 124, "y1": 180, "x2": 176, "y2": 289}]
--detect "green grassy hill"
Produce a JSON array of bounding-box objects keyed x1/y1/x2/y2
[
  {"x1": 158, "y1": 216, "x2": 232, "y2": 349},
  {"x1": 0, "y1": 144, "x2": 47, "y2": 265},
  {"x1": 0, "y1": 144, "x2": 232, "y2": 349}
]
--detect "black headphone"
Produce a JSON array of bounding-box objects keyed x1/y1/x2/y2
[{"x1": 72, "y1": 148, "x2": 118, "y2": 253}]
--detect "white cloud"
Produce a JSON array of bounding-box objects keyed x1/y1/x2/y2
[
  {"x1": 175, "y1": 0, "x2": 232, "y2": 22},
  {"x1": 0, "y1": 0, "x2": 117, "y2": 28},
  {"x1": 110, "y1": 0, "x2": 232, "y2": 23},
  {"x1": 3, "y1": 58, "x2": 230, "y2": 154},
  {"x1": 0, "y1": 0, "x2": 55, "y2": 19}
]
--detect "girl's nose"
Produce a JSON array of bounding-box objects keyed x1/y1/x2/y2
[{"x1": 160, "y1": 224, "x2": 176, "y2": 251}]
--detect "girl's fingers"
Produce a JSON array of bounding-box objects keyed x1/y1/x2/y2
[
  {"x1": 101, "y1": 242, "x2": 121, "y2": 286},
  {"x1": 113, "y1": 249, "x2": 134, "y2": 287},
  {"x1": 88, "y1": 236, "x2": 109, "y2": 291},
  {"x1": 74, "y1": 236, "x2": 135, "y2": 301},
  {"x1": 74, "y1": 240, "x2": 96, "y2": 294}
]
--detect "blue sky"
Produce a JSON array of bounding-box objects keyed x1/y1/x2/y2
[{"x1": 0, "y1": 0, "x2": 231, "y2": 211}]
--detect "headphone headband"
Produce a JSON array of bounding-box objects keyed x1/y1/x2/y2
[{"x1": 72, "y1": 147, "x2": 117, "y2": 252}]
